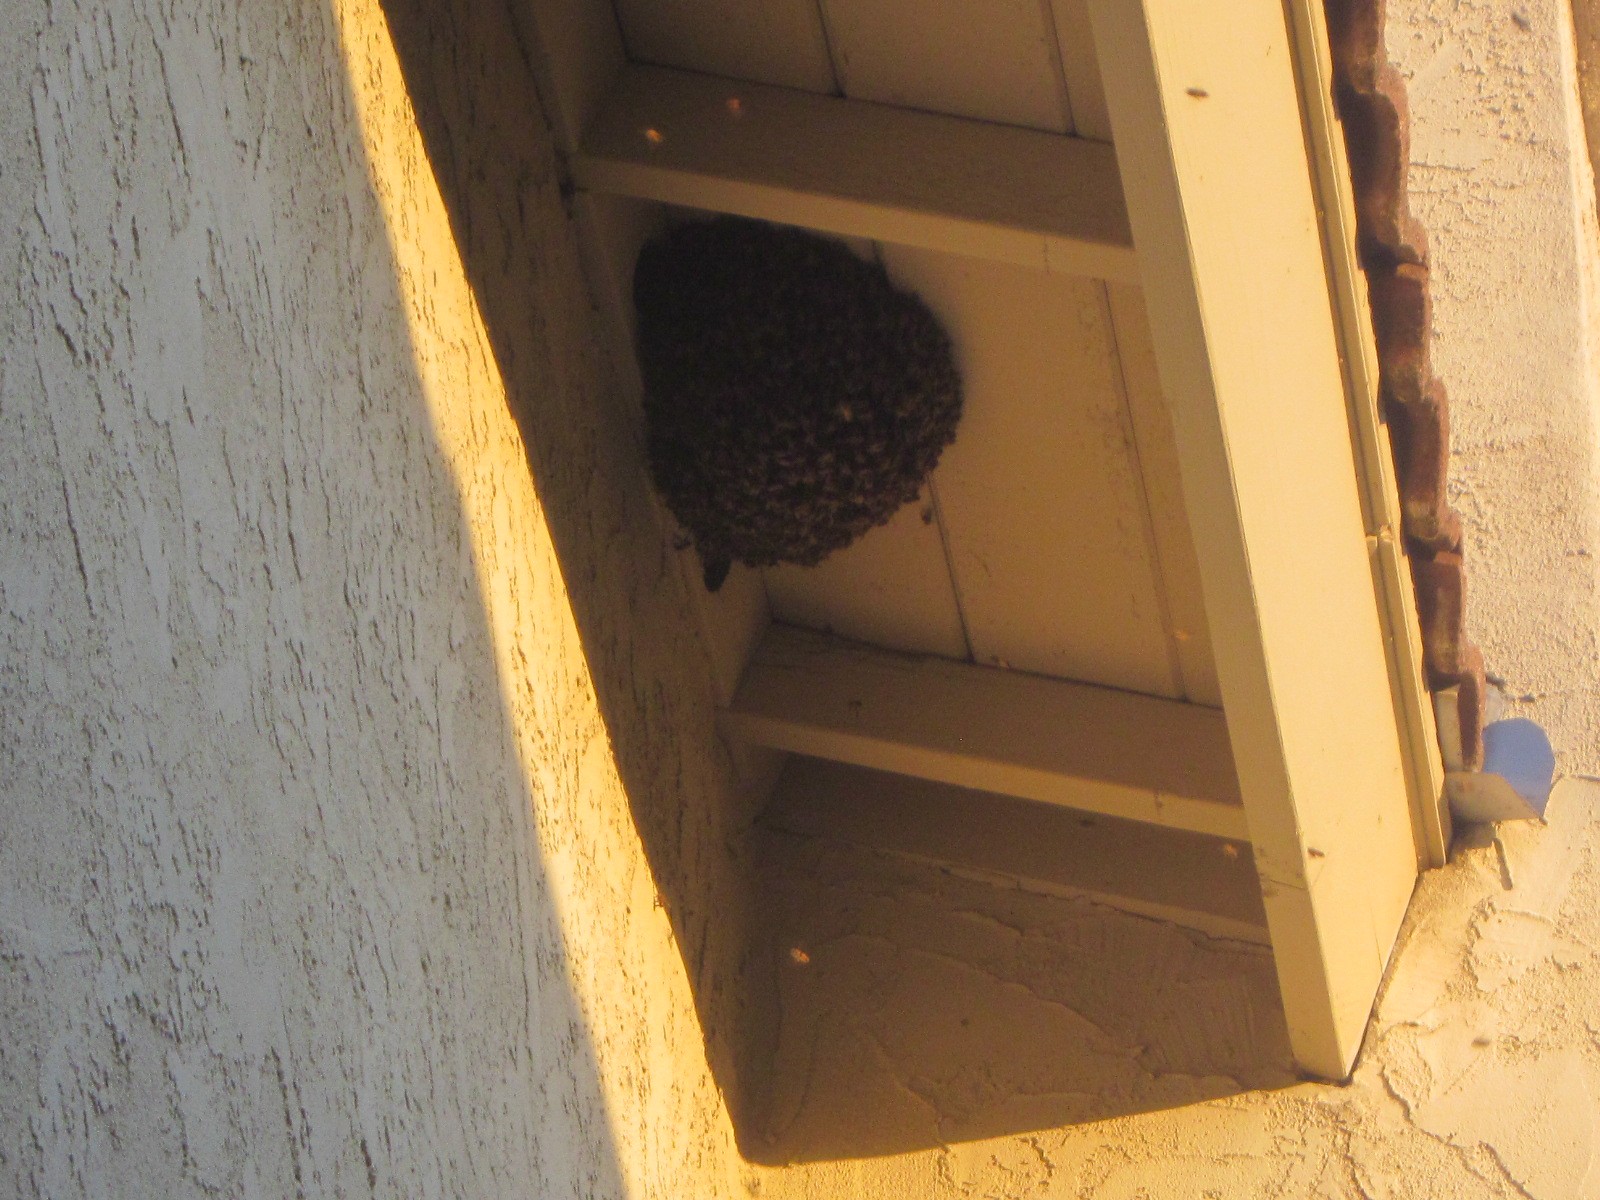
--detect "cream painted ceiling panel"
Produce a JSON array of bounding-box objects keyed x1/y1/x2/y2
[
  {"x1": 818, "y1": 0, "x2": 1071, "y2": 132},
  {"x1": 762, "y1": 239, "x2": 969, "y2": 659},
  {"x1": 883, "y1": 245, "x2": 1181, "y2": 698},
  {"x1": 611, "y1": 0, "x2": 837, "y2": 93},
  {"x1": 765, "y1": 484, "x2": 970, "y2": 658},
  {"x1": 1106, "y1": 282, "x2": 1220, "y2": 705},
  {"x1": 1049, "y1": 0, "x2": 1113, "y2": 139}
]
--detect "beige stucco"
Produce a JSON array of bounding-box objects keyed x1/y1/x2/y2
[
  {"x1": 0, "y1": 1, "x2": 755, "y2": 1194},
  {"x1": 747, "y1": 779, "x2": 1600, "y2": 1198},
  {"x1": 6, "y1": 0, "x2": 1600, "y2": 1196},
  {"x1": 1385, "y1": 0, "x2": 1600, "y2": 775}
]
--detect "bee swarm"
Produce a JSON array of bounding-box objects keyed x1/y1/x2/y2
[{"x1": 633, "y1": 217, "x2": 963, "y2": 590}]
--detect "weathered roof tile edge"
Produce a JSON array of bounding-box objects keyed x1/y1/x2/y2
[{"x1": 1325, "y1": 0, "x2": 1486, "y2": 772}]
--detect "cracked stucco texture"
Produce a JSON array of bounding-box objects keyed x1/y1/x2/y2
[
  {"x1": 8, "y1": 0, "x2": 1600, "y2": 1198},
  {"x1": 749, "y1": 781, "x2": 1600, "y2": 1199}
]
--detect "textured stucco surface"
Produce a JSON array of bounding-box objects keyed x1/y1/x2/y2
[
  {"x1": 1383, "y1": 0, "x2": 1600, "y2": 773},
  {"x1": 9, "y1": 0, "x2": 1600, "y2": 1197},
  {"x1": 749, "y1": 831, "x2": 1298, "y2": 1166},
  {"x1": 749, "y1": 782, "x2": 1600, "y2": 1198},
  {"x1": 1577, "y1": 1, "x2": 1600, "y2": 235},
  {"x1": 0, "y1": 1, "x2": 757, "y2": 1195}
]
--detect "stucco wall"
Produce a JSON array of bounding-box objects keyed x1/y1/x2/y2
[
  {"x1": 9, "y1": 0, "x2": 1600, "y2": 1197},
  {"x1": 746, "y1": 779, "x2": 1600, "y2": 1198},
  {"x1": 1384, "y1": 0, "x2": 1600, "y2": 773},
  {"x1": 0, "y1": 1, "x2": 756, "y2": 1195}
]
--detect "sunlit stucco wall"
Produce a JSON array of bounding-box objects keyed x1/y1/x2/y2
[
  {"x1": 1386, "y1": 0, "x2": 1600, "y2": 773},
  {"x1": 0, "y1": 1, "x2": 754, "y2": 1195},
  {"x1": 8, "y1": 0, "x2": 1600, "y2": 1197}
]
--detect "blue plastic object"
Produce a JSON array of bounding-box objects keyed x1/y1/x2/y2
[{"x1": 1446, "y1": 717, "x2": 1557, "y2": 824}]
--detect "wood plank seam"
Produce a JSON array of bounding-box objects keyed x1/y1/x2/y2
[{"x1": 1099, "y1": 280, "x2": 1193, "y2": 702}]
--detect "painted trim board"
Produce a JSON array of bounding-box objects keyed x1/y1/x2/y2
[
  {"x1": 573, "y1": 63, "x2": 1138, "y2": 281},
  {"x1": 723, "y1": 625, "x2": 1247, "y2": 840},
  {"x1": 1085, "y1": 0, "x2": 1422, "y2": 1080},
  {"x1": 1281, "y1": 0, "x2": 1449, "y2": 868}
]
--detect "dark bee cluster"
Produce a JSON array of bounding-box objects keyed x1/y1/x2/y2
[{"x1": 633, "y1": 217, "x2": 963, "y2": 591}]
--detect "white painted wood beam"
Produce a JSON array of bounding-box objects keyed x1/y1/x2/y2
[
  {"x1": 1085, "y1": 0, "x2": 1423, "y2": 1080},
  {"x1": 572, "y1": 63, "x2": 1139, "y2": 282},
  {"x1": 722, "y1": 625, "x2": 1248, "y2": 840},
  {"x1": 1281, "y1": 0, "x2": 1449, "y2": 869}
]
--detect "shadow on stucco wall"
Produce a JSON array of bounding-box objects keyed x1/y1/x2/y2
[
  {"x1": 368, "y1": 0, "x2": 1318, "y2": 1167},
  {"x1": 0, "y1": 1, "x2": 649, "y2": 1193},
  {"x1": 372, "y1": 0, "x2": 782, "y2": 1156},
  {"x1": 746, "y1": 829, "x2": 1300, "y2": 1162}
]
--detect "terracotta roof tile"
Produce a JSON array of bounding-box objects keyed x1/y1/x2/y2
[{"x1": 1326, "y1": 0, "x2": 1483, "y2": 770}]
